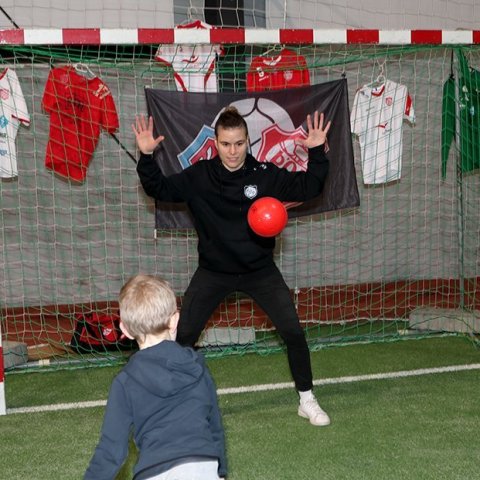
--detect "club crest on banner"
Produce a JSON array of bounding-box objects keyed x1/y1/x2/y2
[
  {"x1": 177, "y1": 125, "x2": 217, "y2": 169},
  {"x1": 257, "y1": 124, "x2": 308, "y2": 172}
]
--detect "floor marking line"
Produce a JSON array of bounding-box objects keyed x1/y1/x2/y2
[{"x1": 7, "y1": 363, "x2": 480, "y2": 415}]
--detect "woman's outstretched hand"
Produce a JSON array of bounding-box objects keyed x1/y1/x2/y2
[
  {"x1": 132, "y1": 115, "x2": 165, "y2": 155},
  {"x1": 300, "y1": 111, "x2": 331, "y2": 149}
]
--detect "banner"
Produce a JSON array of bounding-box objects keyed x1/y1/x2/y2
[{"x1": 145, "y1": 79, "x2": 359, "y2": 229}]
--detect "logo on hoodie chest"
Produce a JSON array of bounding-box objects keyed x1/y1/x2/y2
[{"x1": 244, "y1": 185, "x2": 258, "y2": 199}]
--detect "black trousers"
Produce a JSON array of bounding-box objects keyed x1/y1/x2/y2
[{"x1": 177, "y1": 265, "x2": 313, "y2": 391}]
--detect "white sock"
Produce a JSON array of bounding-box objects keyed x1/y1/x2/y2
[{"x1": 299, "y1": 390, "x2": 314, "y2": 403}]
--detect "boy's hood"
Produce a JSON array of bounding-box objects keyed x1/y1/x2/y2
[{"x1": 122, "y1": 340, "x2": 205, "y2": 398}]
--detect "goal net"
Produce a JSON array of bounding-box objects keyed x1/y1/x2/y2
[{"x1": 0, "y1": 29, "x2": 479, "y2": 375}]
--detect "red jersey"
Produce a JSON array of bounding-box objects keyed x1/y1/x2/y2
[
  {"x1": 42, "y1": 66, "x2": 119, "y2": 182},
  {"x1": 247, "y1": 49, "x2": 310, "y2": 92}
]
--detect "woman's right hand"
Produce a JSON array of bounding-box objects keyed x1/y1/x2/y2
[{"x1": 131, "y1": 115, "x2": 165, "y2": 155}]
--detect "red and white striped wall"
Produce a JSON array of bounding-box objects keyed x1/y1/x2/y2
[{"x1": 0, "y1": 28, "x2": 479, "y2": 45}]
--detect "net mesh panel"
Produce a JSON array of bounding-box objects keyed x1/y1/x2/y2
[{"x1": 0, "y1": 42, "x2": 479, "y2": 371}]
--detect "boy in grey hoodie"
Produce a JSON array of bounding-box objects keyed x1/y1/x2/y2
[{"x1": 84, "y1": 274, "x2": 227, "y2": 480}]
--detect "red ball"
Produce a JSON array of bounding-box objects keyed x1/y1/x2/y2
[{"x1": 247, "y1": 197, "x2": 288, "y2": 237}]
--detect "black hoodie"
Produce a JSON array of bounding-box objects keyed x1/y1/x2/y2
[
  {"x1": 84, "y1": 341, "x2": 226, "y2": 479},
  {"x1": 137, "y1": 145, "x2": 329, "y2": 274}
]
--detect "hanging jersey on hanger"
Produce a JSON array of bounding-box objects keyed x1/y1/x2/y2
[
  {"x1": 155, "y1": 21, "x2": 222, "y2": 92},
  {"x1": 246, "y1": 48, "x2": 310, "y2": 92},
  {"x1": 350, "y1": 79, "x2": 415, "y2": 185},
  {"x1": 0, "y1": 68, "x2": 30, "y2": 178},
  {"x1": 42, "y1": 66, "x2": 119, "y2": 182}
]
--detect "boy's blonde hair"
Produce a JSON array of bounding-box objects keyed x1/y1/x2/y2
[{"x1": 119, "y1": 274, "x2": 177, "y2": 340}]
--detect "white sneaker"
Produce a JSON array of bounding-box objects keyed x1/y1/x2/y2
[{"x1": 298, "y1": 397, "x2": 331, "y2": 426}]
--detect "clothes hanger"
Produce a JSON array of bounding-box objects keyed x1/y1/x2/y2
[
  {"x1": 366, "y1": 61, "x2": 386, "y2": 88},
  {"x1": 73, "y1": 62, "x2": 95, "y2": 78},
  {"x1": 261, "y1": 44, "x2": 284, "y2": 57}
]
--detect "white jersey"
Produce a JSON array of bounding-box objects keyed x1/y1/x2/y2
[
  {"x1": 155, "y1": 21, "x2": 222, "y2": 92},
  {"x1": 0, "y1": 68, "x2": 30, "y2": 178},
  {"x1": 350, "y1": 79, "x2": 414, "y2": 185}
]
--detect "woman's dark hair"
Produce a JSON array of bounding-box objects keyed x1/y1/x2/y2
[{"x1": 214, "y1": 106, "x2": 249, "y2": 137}]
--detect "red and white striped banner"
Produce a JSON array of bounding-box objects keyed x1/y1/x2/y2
[{"x1": 0, "y1": 28, "x2": 479, "y2": 45}]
